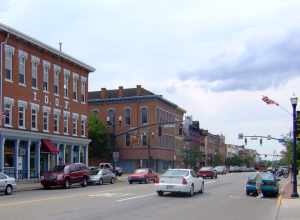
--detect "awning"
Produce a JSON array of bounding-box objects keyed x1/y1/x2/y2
[{"x1": 41, "y1": 139, "x2": 59, "y2": 154}]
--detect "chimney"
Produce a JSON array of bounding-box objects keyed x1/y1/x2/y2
[
  {"x1": 100, "y1": 88, "x2": 107, "y2": 99},
  {"x1": 118, "y1": 86, "x2": 124, "y2": 97},
  {"x1": 136, "y1": 85, "x2": 142, "y2": 96}
]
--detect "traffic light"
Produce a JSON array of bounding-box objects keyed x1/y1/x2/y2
[
  {"x1": 260, "y1": 138, "x2": 263, "y2": 146},
  {"x1": 297, "y1": 111, "x2": 300, "y2": 139},
  {"x1": 158, "y1": 126, "x2": 162, "y2": 136},
  {"x1": 244, "y1": 138, "x2": 247, "y2": 145}
]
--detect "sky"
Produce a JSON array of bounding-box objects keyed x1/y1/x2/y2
[{"x1": 1, "y1": 0, "x2": 300, "y2": 159}]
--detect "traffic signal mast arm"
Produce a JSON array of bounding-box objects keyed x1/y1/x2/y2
[{"x1": 243, "y1": 135, "x2": 282, "y2": 141}]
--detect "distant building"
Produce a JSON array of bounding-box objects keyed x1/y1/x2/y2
[
  {"x1": 0, "y1": 23, "x2": 95, "y2": 179},
  {"x1": 205, "y1": 132, "x2": 226, "y2": 166},
  {"x1": 88, "y1": 85, "x2": 185, "y2": 172}
]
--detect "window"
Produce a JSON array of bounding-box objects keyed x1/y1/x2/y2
[
  {"x1": 73, "y1": 73, "x2": 79, "y2": 101},
  {"x1": 64, "y1": 69, "x2": 70, "y2": 97},
  {"x1": 18, "y1": 102, "x2": 26, "y2": 129},
  {"x1": 31, "y1": 105, "x2": 38, "y2": 130},
  {"x1": 31, "y1": 57, "x2": 39, "y2": 89},
  {"x1": 124, "y1": 108, "x2": 131, "y2": 126},
  {"x1": 81, "y1": 116, "x2": 87, "y2": 137},
  {"x1": 43, "y1": 110, "x2": 49, "y2": 132},
  {"x1": 5, "y1": 45, "x2": 14, "y2": 81},
  {"x1": 125, "y1": 133, "x2": 131, "y2": 146},
  {"x1": 72, "y1": 114, "x2": 78, "y2": 136},
  {"x1": 54, "y1": 110, "x2": 60, "y2": 133},
  {"x1": 54, "y1": 65, "x2": 61, "y2": 95},
  {"x1": 80, "y1": 77, "x2": 87, "y2": 103},
  {"x1": 141, "y1": 107, "x2": 148, "y2": 124},
  {"x1": 64, "y1": 111, "x2": 69, "y2": 134},
  {"x1": 4, "y1": 97, "x2": 13, "y2": 127},
  {"x1": 107, "y1": 109, "x2": 115, "y2": 125},
  {"x1": 43, "y1": 62, "x2": 50, "y2": 92},
  {"x1": 18, "y1": 51, "x2": 27, "y2": 85},
  {"x1": 142, "y1": 133, "x2": 147, "y2": 146}
]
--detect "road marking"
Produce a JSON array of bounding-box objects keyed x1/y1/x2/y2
[
  {"x1": 205, "y1": 181, "x2": 217, "y2": 184},
  {"x1": 116, "y1": 193, "x2": 155, "y2": 202}
]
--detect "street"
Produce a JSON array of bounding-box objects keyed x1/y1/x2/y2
[{"x1": 0, "y1": 173, "x2": 278, "y2": 220}]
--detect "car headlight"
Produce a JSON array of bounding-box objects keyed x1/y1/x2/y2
[{"x1": 40, "y1": 176, "x2": 45, "y2": 180}]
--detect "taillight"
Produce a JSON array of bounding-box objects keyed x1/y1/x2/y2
[{"x1": 182, "y1": 178, "x2": 188, "y2": 185}]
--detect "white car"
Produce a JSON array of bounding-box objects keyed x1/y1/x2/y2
[
  {"x1": 0, "y1": 172, "x2": 16, "y2": 195},
  {"x1": 156, "y1": 169, "x2": 204, "y2": 197}
]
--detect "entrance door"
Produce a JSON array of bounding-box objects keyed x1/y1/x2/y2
[{"x1": 40, "y1": 153, "x2": 48, "y2": 173}]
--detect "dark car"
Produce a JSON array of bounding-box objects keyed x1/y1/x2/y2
[
  {"x1": 99, "y1": 163, "x2": 123, "y2": 176},
  {"x1": 41, "y1": 163, "x2": 90, "y2": 189},
  {"x1": 198, "y1": 167, "x2": 217, "y2": 179},
  {"x1": 128, "y1": 168, "x2": 159, "y2": 184},
  {"x1": 246, "y1": 172, "x2": 279, "y2": 197}
]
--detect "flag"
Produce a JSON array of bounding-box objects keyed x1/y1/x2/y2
[{"x1": 262, "y1": 96, "x2": 279, "y2": 106}]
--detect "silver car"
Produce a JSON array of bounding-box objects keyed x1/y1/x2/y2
[
  {"x1": 88, "y1": 169, "x2": 116, "y2": 185},
  {"x1": 0, "y1": 172, "x2": 16, "y2": 195}
]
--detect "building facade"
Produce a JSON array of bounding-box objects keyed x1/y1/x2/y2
[
  {"x1": 0, "y1": 23, "x2": 95, "y2": 179},
  {"x1": 204, "y1": 132, "x2": 226, "y2": 166},
  {"x1": 88, "y1": 85, "x2": 185, "y2": 173}
]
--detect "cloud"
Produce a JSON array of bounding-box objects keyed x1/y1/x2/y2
[{"x1": 179, "y1": 29, "x2": 300, "y2": 92}]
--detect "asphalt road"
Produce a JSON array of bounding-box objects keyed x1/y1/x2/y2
[{"x1": 0, "y1": 173, "x2": 279, "y2": 220}]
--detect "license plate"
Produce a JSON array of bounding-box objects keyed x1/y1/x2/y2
[{"x1": 166, "y1": 185, "x2": 174, "y2": 189}]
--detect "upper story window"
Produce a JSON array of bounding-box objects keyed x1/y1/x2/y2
[
  {"x1": 4, "y1": 97, "x2": 14, "y2": 127},
  {"x1": 18, "y1": 50, "x2": 28, "y2": 86},
  {"x1": 5, "y1": 45, "x2": 15, "y2": 81},
  {"x1": 125, "y1": 133, "x2": 131, "y2": 146},
  {"x1": 142, "y1": 133, "x2": 147, "y2": 146},
  {"x1": 31, "y1": 56, "x2": 40, "y2": 89},
  {"x1": 53, "y1": 109, "x2": 61, "y2": 133},
  {"x1": 124, "y1": 108, "x2": 131, "y2": 126},
  {"x1": 64, "y1": 69, "x2": 70, "y2": 98},
  {"x1": 43, "y1": 61, "x2": 50, "y2": 92},
  {"x1": 73, "y1": 73, "x2": 79, "y2": 101},
  {"x1": 141, "y1": 107, "x2": 148, "y2": 124},
  {"x1": 80, "y1": 76, "x2": 87, "y2": 103},
  {"x1": 63, "y1": 111, "x2": 70, "y2": 134},
  {"x1": 107, "y1": 109, "x2": 115, "y2": 126},
  {"x1": 43, "y1": 106, "x2": 50, "y2": 132},
  {"x1": 30, "y1": 103, "x2": 39, "y2": 131},
  {"x1": 72, "y1": 113, "x2": 78, "y2": 136},
  {"x1": 81, "y1": 115, "x2": 87, "y2": 137},
  {"x1": 18, "y1": 100, "x2": 27, "y2": 129},
  {"x1": 54, "y1": 65, "x2": 61, "y2": 96}
]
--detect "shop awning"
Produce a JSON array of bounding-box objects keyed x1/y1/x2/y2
[{"x1": 41, "y1": 139, "x2": 59, "y2": 154}]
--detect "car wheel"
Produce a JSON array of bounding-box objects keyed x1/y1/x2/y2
[
  {"x1": 81, "y1": 177, "x2": 88, "y2": 187},
  {"x1": 199, "y1": 182, "x2": 204, "y2": 194},
  {"x1": 144, "y1": 178, "x2": 149, "y2": 184},
  {"x1": 246, "y1": 191, "x2": 250, "y2": 196},
  {"x1": 43, "y1": 185, "x2": 50, "y2": 190},
  {"x1": 129, "y1": 181, "x2": 133, "y2": 184},
  {"x1": 64, "y1": 179, "x2": 70, "y2": 189},
  {"x1": 189, "y1": 185, "x2": 194, "y2": 197},
  {"x1": 5, "y1": 185, "x2": 13, "y2": 195},
  {"x1": 99, "y1": 178, "x2": 104, "y2": 185},
  {"x1": 110, "y1": 177, "x2": 115, "y2": 184},
  {"x1": 157, "y1": 191, "x2": 164, "y2": 196}
]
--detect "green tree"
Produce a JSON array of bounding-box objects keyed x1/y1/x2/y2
[
  {"x1": 88, "y1": 115, "x2": 112, "y2": 163},
  {"x1": 285, "y1": 140, "x2": 300, "y2": 168},
  {"x1": 212, "y1": 152, "x2": 223, "y2": 166},
  {"x1": 182, "y1": 146, "x2": 202, "y2": 169}
]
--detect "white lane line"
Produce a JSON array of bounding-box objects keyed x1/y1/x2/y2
[
  {"x1": 116, "y1": 193, "x2": 155, "y2": 202},
  {"x1": 205, "y1": 181, "x2": 217, "y2": 184}
]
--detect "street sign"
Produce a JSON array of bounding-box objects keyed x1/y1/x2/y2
[
  {"x1": 163, "y1": 124, "x2": 176, "y2": 128},
  {"x1": 238, "y1": 133, "x2": 244, "y2": 140}
]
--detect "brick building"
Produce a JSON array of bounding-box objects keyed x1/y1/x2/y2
[
  {"x1": 0, "y1": 23, "x2": 95, "y2": 179},
  {"x1": 204, "y1": 132, "x2": 226, "y2": 166},
  {"x1": 88, "y1": 85, "x2": 185, "y2": 172}
]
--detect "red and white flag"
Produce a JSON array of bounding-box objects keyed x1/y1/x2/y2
[{"x1": 262, "y1": 96, "x2": 279, "y2": 106}]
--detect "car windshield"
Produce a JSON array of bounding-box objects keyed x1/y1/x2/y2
[
  {"x1": 52, "y1": 165, "x2": 65, "y2": 172},
  {"x1": 200, "y1": 167, "x2": 212, "y2": 171},
  {"x1": 134, "y1": 169, "x2": 148, "y2": 173},
  {"x1": 162, "y1": 170, "x2": 189, "y2": 177},
  {"x1": 90, "y1": 169, "x2": 101, "y2": 175}
]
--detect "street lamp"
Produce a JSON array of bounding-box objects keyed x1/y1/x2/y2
[{"x1": 290, "y1": 96, "x2": 299, "y2": 198}]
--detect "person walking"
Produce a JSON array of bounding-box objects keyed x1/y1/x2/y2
[{"x1": 255, "y1": 171, "x2": 263, "y2": 198}]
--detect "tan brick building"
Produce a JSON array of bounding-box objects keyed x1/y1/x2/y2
[
  {"x1": 88, "y1": 85, "x2": 185, "y2": 172},
  {"x1": 0, "y1": 23, "x2": 95, "y2": 179}
]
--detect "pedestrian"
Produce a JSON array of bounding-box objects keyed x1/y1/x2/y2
[{"x1": 255, "y1": 171, "x2": 263, "y2": 198}]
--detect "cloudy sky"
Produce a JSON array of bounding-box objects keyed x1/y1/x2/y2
[{"x1": 1, "y1": 0, "x2": 299, "y2": 158}]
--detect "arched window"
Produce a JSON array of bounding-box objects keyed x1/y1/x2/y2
[
  {"x1": 107, "y1": 109, "x2": 115, "y2": 125},
  {"x1": 141, "y1": 107, "x2": 148, "y2": 124},
  {"x1": 124, "y1": 108, "x2": 131, "y2": 126}
]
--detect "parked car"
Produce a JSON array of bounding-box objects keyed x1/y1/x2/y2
[
  {"x1": 128, "y1": 168, "x2": 159, "y2": 184},
  {"x1": 214, "y1": 166, "x2": 227, "y2": 174},
  {"x1": 0, "y1": 172, "x2": 16, "y2": 195},
  {"x1": 229, "y1": 166, "x2": 240, "y2": 173},
  {"x1": 41, "y1": 163, "x2": 90, "y2": 189},
  {"x1": 245, "y1": 172, "x2": 279, "y2": 197},
  {"x1": 156, "y1": 169, "x2": 204, "y2": 197},
  {"x1": 88, "y1": 168, "x2": 116, "y2": 185},
  {"x1": 198, "y1": 167, "x2": 217, "y2": 179},
  {"x1": 99, "y1": 163, "x2": 123, "y2": 176}
]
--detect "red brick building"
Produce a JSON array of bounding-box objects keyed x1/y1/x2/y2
[
  {"x1": 88, "y1": 85, "x2": 185, "y2": 172},
  {"x1": 0, "y1": 23, "x2": 95, "y2": 179}
]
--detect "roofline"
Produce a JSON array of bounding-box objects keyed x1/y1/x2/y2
[
  {"x1": 88, "y1": 95, "x2": 186, "y2": 113},
  {"x1": 0, "y1": 22, "x2": 95, "y2": 72}
]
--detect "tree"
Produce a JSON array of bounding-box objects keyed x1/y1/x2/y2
[
  {"x1": 284, "y1": 140, "x2": 300, "y2": 168},
  {"x1": 212, "y1": 152, "x2": 223, "y2": 166},
  {"x1": 182, "y1": 146, "x2": 202, "y2": 169},
  {"x1": 88, "y1": 115, "x2": 112, "y2": 164}
]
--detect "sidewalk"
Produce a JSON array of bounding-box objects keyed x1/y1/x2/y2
[{"x1": 277, "y1": 175, "x2": 300, "y2": 220}]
